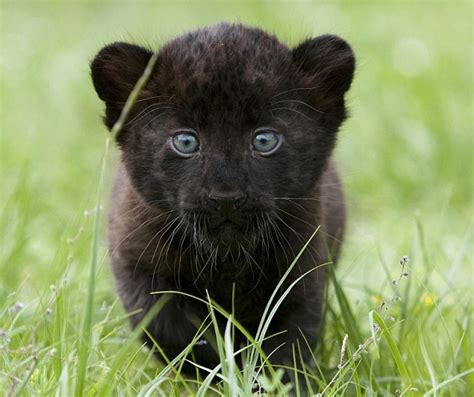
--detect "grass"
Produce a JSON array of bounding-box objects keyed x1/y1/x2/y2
[{"x1": 1, "y1": 0, "x2": 473, "y2": 395}]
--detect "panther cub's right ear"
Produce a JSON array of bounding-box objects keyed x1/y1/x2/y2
[{"x1": 90, "y1": 42, "x2": 154, "y2": 128}]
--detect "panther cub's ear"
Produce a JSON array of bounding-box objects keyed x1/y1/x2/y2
[
  {"x1": 90, "y1": 42, "x2": 154, "y2": 128},
  {"x1": 292, "y1": 35, "x2": 355, "y2": 110},
  {"x1": 91, "y1": 42, "x2": 153, "y2": 103}
]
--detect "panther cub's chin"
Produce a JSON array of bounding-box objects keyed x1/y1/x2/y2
[{"x1": 211, "y1": 221, "x2": 245, "y2": 245}]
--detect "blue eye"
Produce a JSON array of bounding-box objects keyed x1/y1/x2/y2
[
  {"x1": 172, "y1": 131, "x2": 199, "y2": 155},
  {"x1": 252, "y1": 129, "x2": 280, "y2": 154}
]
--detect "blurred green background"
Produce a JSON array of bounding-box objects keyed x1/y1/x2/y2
[
  {"x1": 2, "y1": 0, "x2": 471, "y2": 297},
  {"x1": 0, "y1": 1, "x2": 473, "y2": 393}
]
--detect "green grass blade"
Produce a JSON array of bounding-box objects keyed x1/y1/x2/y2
[
  {"x1": 371, "y1": 310, "x2": 412, "y2": 390},
  {"x1": 423, "y1": 368, "x2": 474, "y2": 397},
  {"x1": 74, "y1": 51, "x2": 158, "y2": 396}
]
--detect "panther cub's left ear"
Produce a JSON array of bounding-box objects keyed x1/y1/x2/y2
[
  {"x1": 90, "y1": 42, "x2": 154, "y2": 127},
  {"x1": 292, "y1": 35, "x2": 355, "y2": 111}
]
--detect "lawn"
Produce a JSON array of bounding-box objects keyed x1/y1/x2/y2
[{"x1": 1, "y1": 1, "x2": 472, "y2": 396}]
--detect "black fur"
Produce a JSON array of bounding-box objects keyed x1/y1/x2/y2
[{"x1": 91, "y1": 23, "x2": 355, "y2": 375}]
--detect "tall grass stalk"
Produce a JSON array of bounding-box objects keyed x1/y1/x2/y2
[{"x1": 74, "y1": 52, "x2": 159, "y2": 396}]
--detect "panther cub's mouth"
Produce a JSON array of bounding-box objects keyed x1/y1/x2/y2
[{"x1": 208, "y1": 214, "x2": 243, "y2": 230}]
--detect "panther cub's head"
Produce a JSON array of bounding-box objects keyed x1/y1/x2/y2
[{"x1": 91, "y1": 23, "x2": 354, "y2": 249}]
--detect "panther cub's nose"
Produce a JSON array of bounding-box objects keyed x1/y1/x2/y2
[{"x1": 207, "y1": 192, "x2": 246, "y2": 215}]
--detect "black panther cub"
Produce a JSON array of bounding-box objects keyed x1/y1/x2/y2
[{"x1": 91, "y1": 23, "x2": 354, "y2": 374}]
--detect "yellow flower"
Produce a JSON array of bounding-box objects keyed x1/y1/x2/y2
[
  {"x1": 421, "y1": 294, "x2": 435, "y2": 306},
  {"x1": 372, "y1": 295, "x2": 384, "y2": 306}
]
